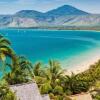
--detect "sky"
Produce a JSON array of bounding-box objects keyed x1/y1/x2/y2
[{"x1": 0, "y1": 0, "x2": 100, "y2": 14}]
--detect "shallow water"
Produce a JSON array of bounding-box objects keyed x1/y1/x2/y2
[{"x1": 0, "y1": 29, "x2": 100, "y2": 69}]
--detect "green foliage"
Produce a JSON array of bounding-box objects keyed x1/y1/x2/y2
[
  {"x1": 0, "y1": 35, "x2": 16, "y2": 75},
  {"x1": 34, "y1": 60, "x2": 100, "y2": 99},
  {"x1": 40, "y1": 82, "x2": 52, "y2": 94},
  {"x1": 92, "y1": 92, "x2": 100, "y2": 100},
  {"x1": 79, "y1": 60, "x2": 100, "y2": 83},
  {"x1": 95, "y1": 95, "x2": 100, "y2": 100},
  {"x1": 0, "y1": 35, "x2": 100, "y2": 99},
  {"x1": 4, "y1": 56, "x2": 33, "y2": 85},
  {"x1": 53, "y1": 85, "x2": 64, "y2": 95},
  {"x1": 33, "y1": 62, "x2": 42, "y2": 76},
  {"x1": 91, "y1": 81, "x2": 100, "y2": 100},
  {"x1": 0, "y1": 80, "x2": 16, "y2": 100}
]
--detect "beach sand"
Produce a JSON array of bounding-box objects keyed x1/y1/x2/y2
[{"x1": 62, "y1": 48, "x2": 100, "y2": 75}]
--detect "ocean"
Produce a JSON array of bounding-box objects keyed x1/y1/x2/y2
[{"x1": 0, "y1": 29, "x2": 100, "y2": 69}]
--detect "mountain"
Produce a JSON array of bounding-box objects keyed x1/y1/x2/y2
[
  {"x1": 45, "y1": 5, "x2": 89, "y2": 17},
  {"x1": 0, "y1": 15, "x2": 13, "y2": 27},
  {"x1": 15, "y1": 10, "x2": 43, "y2": 19},
  {"x1": 52, "y1": 14, "x2": 100, "y2": 26},
  {"x1": 0, "y1": 5, "x2": 100, "y2": 28}
]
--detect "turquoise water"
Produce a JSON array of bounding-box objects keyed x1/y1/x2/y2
[{"x1": 0, "y1": 29, "x2": 100, "y2": 68}]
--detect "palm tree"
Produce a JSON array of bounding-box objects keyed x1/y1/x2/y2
[
  {"x1": 0, "y1": 35, "x2": 16, "y2": 75},
  {"x1": 36, "y1": 60, "x2": 64, "y2": 94},
  {"x1": 62, "y1": 73, "x2": 91, "y2": 95},
  {"x1": 61, "y1": 73, "x2": 77, "y2": 95},
  {"x1": 46, "y1": 60, "x2": 64, "y2": 87},
  {"x1": 16, "y1": 56, "x2": 33, "y2": 77},
  {"x1": 33, "y1": 62, "x2": 48, "y2": 88},
  {"x1": 4, "y1": 56, "x2": 33, "y2": 85},
  {"x1": 33, "y1": 62, "x2": 43, "y2": 76}
]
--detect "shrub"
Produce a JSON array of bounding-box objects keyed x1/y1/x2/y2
[
  {"x1": 53, "y1": 85, "x2": 64, "y2": 95},
  {"x1": 0, "y1": 80, "x2": 16, "y2": 100},
  {"x1": 40, "y1": 82, "x2": 52, "y2": 94}
]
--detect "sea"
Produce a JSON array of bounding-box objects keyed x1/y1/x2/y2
[{"x1": 0, "y1": 29, "x2": 100, "y2": 70}]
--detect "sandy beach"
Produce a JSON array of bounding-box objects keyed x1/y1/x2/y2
[
  {"x1": 67, "y1": 57, "x2": 100, "y2": 75},
  {"x1": 63, "y1": 48, "x2": 100, "y2": 75}
]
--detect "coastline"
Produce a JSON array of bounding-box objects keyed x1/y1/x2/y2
[
  {"x1": 2, "y1": 27, "x2": 100, "y2": 32},
  {"x1": 67, "y1": 56, "x2": 100, "y2": 75},
  {"x1": 63, "y1": 48, "x2": 100, "y2": 75},
  {"x1": 1, "y1": 28, "x2": 100, "y2": 75}
]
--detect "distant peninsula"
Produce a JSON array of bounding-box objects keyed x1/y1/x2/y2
[{"x1": 0, "y1": 5, "x2": 100, "y2": 30}]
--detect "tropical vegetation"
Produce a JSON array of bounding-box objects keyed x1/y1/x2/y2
[
  {"x1": 0, "y1": 35, "x2": 100, "y2": 100},
  {"x1": 0, "y1": 80, "x2": 16, "y2": 100}
]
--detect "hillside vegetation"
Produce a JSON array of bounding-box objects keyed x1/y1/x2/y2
[{"x1": 0, "y1": 35, "x2": 99, "y2": 100}]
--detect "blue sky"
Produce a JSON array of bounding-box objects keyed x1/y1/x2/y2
[{"x1": 0, "y1": 0, "x2": 100, "y2": 14}]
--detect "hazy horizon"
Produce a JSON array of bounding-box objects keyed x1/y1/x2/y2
[{"x1": 0, "y1": 0, "x2": 99, "y2": 14}]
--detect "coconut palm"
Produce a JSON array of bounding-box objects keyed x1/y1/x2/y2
[
  {"x1": 4, "y1": 56, "x2": 33, "y2": 85},
  {"x1": 0, "y1": 35, "x2": 16, "y2": 75},
  {"x1": 35, "y1": 60, "x2": 64, "y2": 95},
  {"x1": 33, "y1": 62, "x2": 48, "y2": 88},
  {"x1": 33, "y1": 62, "x2": 43, "y2": 76},
  {"x1": 46, "y1": 60, "x2": 64, "y2": 87},
  {"x1": 62, "y1": 73, "x2": 91, "y2": 95},
  {"x1": 16, "y1": 56, "x2": 33, "y2": 76}
]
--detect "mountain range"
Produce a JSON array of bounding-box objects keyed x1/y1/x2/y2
[{"x1": 0, "y1": 5, "x2": 100, "y2": 28}]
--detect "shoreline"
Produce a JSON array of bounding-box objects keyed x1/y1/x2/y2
[
  {"x1": 1, "y1": 27, "x2": 100, "y2": 32},
  {"x1": 67, "y1": 57, "x2": 100, "y2": 75},
  {"x1": 1, "y1": 28, "x2": 100, "y2": 75},
  {"x1": 63, "y1": 48, "x2": 100, "y2": 75}
]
